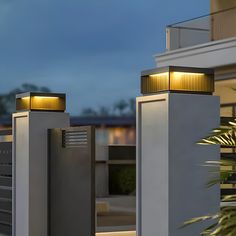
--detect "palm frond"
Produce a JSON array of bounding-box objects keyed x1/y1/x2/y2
[
  {"x1": 183, "y1": 207, "x2": 236, "y2": 235},
  {"x1": 223, "y1": 195, "x2": 236, "y2": 202},
  {"x1": 184, "y1": 121, "x2": 236, "y2": 235},
  {"x1": 198, "y1": 124, "x2": 236, "y2": 147}
]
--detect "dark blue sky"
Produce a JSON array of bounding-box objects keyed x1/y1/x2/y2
[{"x1": 0, "y1": 0, "x2": 209, "y2": 114}]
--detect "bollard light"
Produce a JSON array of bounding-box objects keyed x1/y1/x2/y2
[
  {"x1": 137, "y1": 66, "x2": 219, "y2": 236},
  {"x1": 16, "y1": 92, "x2": 66, "y2": 112},
  {"x1": 141, "y1": 66, "x2": 214, "y2": 95}
]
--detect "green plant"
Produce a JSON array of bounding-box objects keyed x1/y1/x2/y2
[
  {"x1": 109, "y1": 165, "x2": 136, "y2": 195},
  {"x1": 118, "y1": 168, "x2": 136, "y2": 194},
  {"x1": 183, "y1": 122, "x2": 236, "y2": 235}
]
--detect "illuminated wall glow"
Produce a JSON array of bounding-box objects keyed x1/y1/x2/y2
[
  {"x1": 172, "y1": 72, "x2": 204, "y2": 76},
  {"x1": 141, "y1": 66, "x2": 214, "y2": 95},
  {"x1": 16, "y1": 92, "x2": 66, "y2": 112},
  {"x1": 170, "y1": 71, "x2": 213, "y2": 92},
  {"x1": 33, "y1": 96, "x2": 60, "y2": 99},
  {"x1": 149, "y1": 72, "x2": 169, "y2": 78},
  {"x1": 107, "y1": 127, "x2": 135, "y2": 145},
  {"x1": 31, "y1": 96, "x2": 62, "y2": 111}
]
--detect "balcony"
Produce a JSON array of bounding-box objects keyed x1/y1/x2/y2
[
  {"x1": 166, "y1": 6, "x2": 236, "y2": 51},
  {"x1": 155, "y1": 7, "x2": 236, "y2": 72}
]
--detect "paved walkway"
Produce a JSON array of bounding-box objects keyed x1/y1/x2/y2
[{"x1": 96, "y1": 231, "x2": 136, "y2": 236}]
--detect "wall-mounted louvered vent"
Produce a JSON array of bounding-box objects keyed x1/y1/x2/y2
[{"x1": 62, "y1": 130, "x2": 88, "y2": 148}]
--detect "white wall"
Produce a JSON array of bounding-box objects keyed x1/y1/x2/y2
[{"x1": 156, "y1": 37, "x2": 236, "y2": 70}]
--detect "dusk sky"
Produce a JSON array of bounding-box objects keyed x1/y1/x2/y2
[{"x1": 0, "y1": 0, "x2": 209, "y2": 114}]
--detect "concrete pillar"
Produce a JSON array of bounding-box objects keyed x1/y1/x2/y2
[
  {"x1": 136, "y1": 93, "x2": 220, "y2": 236},
  {"x1": 12, "y1": 111, "x2": 70, "y2": 236}
]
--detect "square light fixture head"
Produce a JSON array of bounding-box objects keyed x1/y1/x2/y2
[
  {"x1": 16, "y1": 92, "x2": 66, "y2": 112},
  {"x1": 141, "y1": 66, "x2": 214, "y2": 95}
]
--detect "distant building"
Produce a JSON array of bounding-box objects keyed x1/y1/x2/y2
[
  {"x1": 0, "y1": 115, "x2": 136, "y2": 144},
  {"x1": 0, "y1": 115, "x2": 136, "y2": 197},
  {"x1": 71, "y1": 116, "x2": 136, "y2": 197},
  {"x1": 71, "y1": 116, "x2": 135, "y2": 145}
]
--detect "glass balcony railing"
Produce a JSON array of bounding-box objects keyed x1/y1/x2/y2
[{"x1": 166, "y1": 6, "x2": 236, "y2": 51}]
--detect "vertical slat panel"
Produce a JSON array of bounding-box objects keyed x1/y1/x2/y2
[{"x1": 0, "y1": 140, "x2": 12, "y2": 235}]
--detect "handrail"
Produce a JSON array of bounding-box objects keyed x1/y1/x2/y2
[
  {"x1": 168, "y1": 26, "x2": 209, "y2": 32},
  {"x1": 166, "y1": 6, "x2": 236, "y2": 50},
  {"x1": 168, "y1": 5, "x2": 236, "y2": 28}
]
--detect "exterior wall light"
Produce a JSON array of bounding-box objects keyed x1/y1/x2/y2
[
  {"x1": 16, "y1": 92, "x2": 66, "y2": 112},
  {"x1": 141, "y1": 66, "x2": 214, "y2": 95}
]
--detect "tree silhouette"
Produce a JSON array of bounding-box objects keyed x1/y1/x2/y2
[
  {"x1": 128, "y1": 98, "x2": 136, "y2": 116},
  {"x1": 81, "y1": 108, "x2": 97, "y2": 117},
  {"x1": 98, "y1": 106, "x2": 110, "y2": 116},
  {"x1": 113, "y1": 99, "x2": 128, "y2": 116},
  {"x1": 80, "y1": 98, "x2": 136, "y2": 117}
]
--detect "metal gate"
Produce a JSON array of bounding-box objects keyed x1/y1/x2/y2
[
  {"x1": 48, "y1": 126, "x2": 95, "y2": 236},
  {"x1": 0, "y1": 130, "x2": 12, "y2": 236}
]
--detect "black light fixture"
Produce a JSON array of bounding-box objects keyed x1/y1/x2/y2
[
  {"x1": 16, "y1": 92, "x2": 66, "y2": 112},
  {"x1": 141, "y1": 66, "x2": 214, "y2": 95}
]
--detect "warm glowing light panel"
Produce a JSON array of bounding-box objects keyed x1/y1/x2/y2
[
  {"x1": 141, "y1": 66, "x2": 214, "y2": 95},
  {"x1": 16, "y1": 92, "x2": 66, "y2": 112}
]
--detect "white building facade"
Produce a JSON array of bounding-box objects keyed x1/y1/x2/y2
[{"x1": 156, "y1": 0, "x2": 236, "y2": 118}]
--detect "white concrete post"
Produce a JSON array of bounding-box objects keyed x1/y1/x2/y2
[
  {"x1": 137, "y1": 93, "x2": 220, "y2": 236},
  {"x1": 12, "y1": 111, "x2": 70, "y2": 236}
]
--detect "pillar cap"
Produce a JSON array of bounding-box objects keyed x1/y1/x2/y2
[
  {"x1": 16, "y1": 92, "x2": 66, "y2": 112},
  {"x1": 141, "y1": 66, "x2": 214, "y2": 95}
]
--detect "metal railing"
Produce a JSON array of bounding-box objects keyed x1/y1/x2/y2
[{"x1": 166, "y1": 6, "x2": 236, "y2": 50}]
